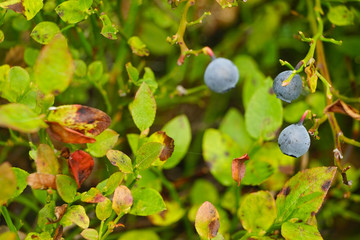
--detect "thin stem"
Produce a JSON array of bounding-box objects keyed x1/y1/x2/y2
[
  {"x1": 76, "y1": 27, "x2": 93, "y2": 57},
  {"x1": 101, "y1": 213, "x2": 124, "y2": 240},
  {"x1": 151, "y1": 168, "x2": 194, "y2": 238},
  {"x1": 60, "y1": 24, "x2": 75, "y2": 32},
  {"x1": 98, "y1": 220, "x2": 105, "y2": 240},
  {"x1": 187, "y1": 11, "x2": 211, "y2": 26},
  {"x1": 94, "y1": 83, "x2": 112, "y2": 114},
  {"x1": 1, "y1": 206, "x2": 20, "y2": 240},
  {"x1": 340, "y1": 134, "x2": 360, "y2": 148}
]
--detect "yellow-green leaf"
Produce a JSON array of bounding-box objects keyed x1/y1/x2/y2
[{"x1": 34, "y1": 33, "x2": 74, "y2": 95}]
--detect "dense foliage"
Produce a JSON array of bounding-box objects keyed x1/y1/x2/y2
[{"x1": 0, "y1": 0, "x2": 360, "y2": 239}]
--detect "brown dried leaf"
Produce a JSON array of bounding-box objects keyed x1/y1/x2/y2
[
  {"x1": 55, "y1": 204, "x2": 68, "y2": 222},
  {"x1": 324, "y1": 99, "x2": 360, "y2": 120},
  {"x1": 148, "y1": 131, "x2": 175, "y2": 164},
  {"x1": 231, "y1": 153, "x2": 250, "y2": 186},
  {"x1": 27, "y1": 173, "x2": 56, "y2": 189},
  {"x1": 46, "y1": 121, "x2": 96, "y2": 144}
]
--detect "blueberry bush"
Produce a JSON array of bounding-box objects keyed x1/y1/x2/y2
[{"x1": 0, "y1": 0, "x2": 360, "y2": 239}]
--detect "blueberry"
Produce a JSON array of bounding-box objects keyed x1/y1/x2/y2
[
  {"x1": 273, "y1": 70, "x2": 302, "y2": 103},
  {"x1": 278, "y1": 123, "x2": 310, "y2": 158},
  {"x1": 204, "y1": 58, "x2": 239, "y2": 93}
]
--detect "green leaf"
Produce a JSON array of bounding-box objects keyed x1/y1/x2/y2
[
  {"x1": 99, "y1": 14, "x2": 118, "y2": 40},
  {"x1": 23, "y1": 0, "x2": 43, "y2": 20},
  {"x1": 284, "y1": 101, "x2": 309, "y2": 123},
  {"x1": 36, "y1": 144, "x2": 60, "y2": 175},
  {"x1": 238, "y1": 56, "x2": 265, "y2": 109},
  {"x1": 162, "y1": 115, "x2": 192, "y2": 169},
  {"x1": 248, "y1": 142, "x2": 294, "y2": 190},
  {"x1": 130, "y1": 187, "x2": 166, "y2": 216},
  {"x1": 87, "y1": 129, "x2": 119, "y2": 158},
  {"x1": 0, "y1": 66, "x2": 30, "y2": 102},
  {"x1": 61, "y1": 205, "x2": 90, "y2": 229},
  {"x1": 34, "y1": 33, "x2": 74, "y2": 95},
  {"x1": 306, "y1": 93, "x2": 326, "y2": 118},
  {"x1": 126, "y1": 62, "x2": 139, "y2": 83},
  {"x1": 245, "y1": 78, "x2": 283, "y2": 140},
  {"x1": 79, "y1": 0, "x2": 93, "y2": 10},
  {"x1": 134, "y1": 142, "x2": 163, "y2": 170},
  {"x1": 106, "y1": 150, "x2": 133, "y2": 173},
  {"x1": 129, "y1": 82, "x2": 156, "y2": 132},
  {"x1": 139, "y1": 67, "x2": 158, "y2": 93},
  {"x1": 81, "y1": 228, "x2": 98, "y2": 240},
  {"x1": 12, "y1": 15, "x2": 31, "y2": 31},
  {"x1": 328, "y1": 5, "x2": 354, "y2": 26},
  {"x1": 241, "y1": 160, "x2": 274, "y2": 186},
  {"x1": 37, "y1": 200, "x2": 56, "y2": 232},
  {"x1": 87, "y1": 61, "x2": 103, "y2": 83},
  {"x1": 0, "y1": 103, "x2": 47, "y2": 133},
  {"x1": 238, "y1": 191, "x2": 277, "y2": 235},
  {"x1": 11, "y1": 167, "x2": 29, "y2": 199},
  {"x1": 128, "y1": 36, "x2": 150, "y2": 56},
  {"x1": 112, "y1": 185, "x2": 133, "y2": 215},
  {"x1": 25, "y1": 232, "x2": 52, "y2": 240},
  {"x1": 96, "y1": 197, "x2": 112, "y2": 220},
  {"x1": 203, "y1": 128, "x2": 241, "y2": 186},
  {"x1": 0, "y1": 162, "x2": 17, "y2": 205},
  {"x1": 56, "y1": 0, "x2": 88, "y2": 24},
  {"x1": 190, "y1": 179, "x2": 219, "y2": 205},
  {"x1": 219, "y1": 108, "x2": 253, "y2": 152},
  {"x1": 127, "y1": 133, "x2": 140, "y2": 153},
  {"x1": 275, "y1": 167, "x2": 337, "y2": 224},
  {"x1": 148, "y1": 200, "x2": 185, "y2": 226},
  {"x1": 118, "y1": 230, "x2": 160, "y2": 240},
  {"x1": 136, "y1": 169, "x2": 162, "y2": 192},
  {"x1": 96, "y1": 172, "x2": 124, "y2": 196},
  {"x1": 31, "y1": 21, "x2": 60, "y2": 45},
  {"x1": 281, "y1": 222, "x2": 323, "y2": 240},
  {"x1": 74, "y1": 59, "x2": 87, "y2": 77},
  {"x1": 56, "y1": 174, "x2": 77, "y2": 203}
]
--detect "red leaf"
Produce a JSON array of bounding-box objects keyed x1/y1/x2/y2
[
  {"x1": 232, "y1": 154, "x2": 250, "y2": 186},
  {"x1": 68, "y1": 150, "x2": 94, "y2": 188},
  {"x1": 46, "y1": 121, "x2": 96, "y2": 144}
]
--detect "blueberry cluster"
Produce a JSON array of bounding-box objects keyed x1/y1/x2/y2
[
  {"x1": 204, "y1": 57, "x2": 239, "y2": 93},
  {"x1": 273, "y1": 69, "x2": 310, "y2": 158}
]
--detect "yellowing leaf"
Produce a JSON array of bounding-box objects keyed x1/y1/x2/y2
[{"x1": 34, "y1": 33, "x2": 74, "y2": 95}]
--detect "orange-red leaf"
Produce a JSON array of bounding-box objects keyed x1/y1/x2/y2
[
  {"x1": 68, "y1": 150, "x2": 94, "y2": 188},
  {"x1": 46, "y1": 121, "x2": 96, "y2": 144},
  {"x1": 231, "y1": 154, "x2": 250, "y2": 186}
]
